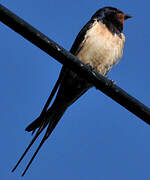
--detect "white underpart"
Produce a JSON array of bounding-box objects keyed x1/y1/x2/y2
[{"x1": 76, "y1": 20, "x2": 125, "y2": 76}]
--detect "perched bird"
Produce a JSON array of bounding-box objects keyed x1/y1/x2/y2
[{"x1": 12, "y1": 7, "x2": 132, "y2": 176}]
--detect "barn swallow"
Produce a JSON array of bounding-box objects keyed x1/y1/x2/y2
[{"x1": 12, "y1": 7, "x2": 132, "y2": 176}]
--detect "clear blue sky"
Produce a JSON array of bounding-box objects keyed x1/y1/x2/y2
[{"x1": 1, "y1": 1, "x2": 150, "y2": 180}]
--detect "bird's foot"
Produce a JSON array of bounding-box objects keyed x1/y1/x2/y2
[
  {"x1": 106, "y1": 76, "x2": 115, "y2": 84},
  {"x1": 86, "y1": 63, "x2": 96, "y2": 72}
]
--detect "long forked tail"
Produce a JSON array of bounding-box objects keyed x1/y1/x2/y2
[
  {"x1": 25, "y1": 67, "x2": 65, "y2": 135},
  {"x1": 12, "y1": 104, "x2": 67, "y2": 176}
]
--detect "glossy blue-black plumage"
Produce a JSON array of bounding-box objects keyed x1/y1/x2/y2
[{"x1": 12, "y1": 6, "x2": 130, "y2": 176}]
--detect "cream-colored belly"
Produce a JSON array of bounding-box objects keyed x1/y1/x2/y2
[{"x1": 76, "y1": 20, "x2": 125, "y2": 76}]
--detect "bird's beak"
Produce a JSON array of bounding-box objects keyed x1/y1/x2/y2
[{"x1": 124, "y1": 14, "x2": 133, "y2": 20}]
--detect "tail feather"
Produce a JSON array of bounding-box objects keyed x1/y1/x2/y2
[
  {"x1": 11, "y1": 118, "x2": 48, "y2": 173},
  {"x1": 25, "y1": 113, "x2": 45, "y2": 132},
  {"x1": 25, "y1": 67, "x2": 65, "y2": 133},
  {"x1": 12, "y1": 104, "x2": 67, "y2": 176}
]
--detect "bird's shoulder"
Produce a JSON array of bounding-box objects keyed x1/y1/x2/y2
[{"x1": 70, "y1": 19, "x2": 95, "y2": 55}]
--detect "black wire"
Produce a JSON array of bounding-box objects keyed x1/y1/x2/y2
[{"x1": 0, "y1": 4, "x2": 150, "y2": 124}]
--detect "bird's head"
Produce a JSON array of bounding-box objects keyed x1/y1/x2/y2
[{"x1": 91, "y1": 7, "x2": 132, "y2": 33}]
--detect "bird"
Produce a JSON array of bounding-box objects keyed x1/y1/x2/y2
[{"x1": 12, "y1": 7, "x2": 132, "y2": 176}]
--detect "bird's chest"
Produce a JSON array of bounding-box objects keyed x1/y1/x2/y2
[{"x1": 77, "y1": 21, "x2": 125, "y2": 75}]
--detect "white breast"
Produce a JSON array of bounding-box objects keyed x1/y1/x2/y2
[{"x1": 76, "y1": 20, "x2": 125, "y2": 76}]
